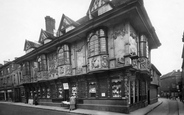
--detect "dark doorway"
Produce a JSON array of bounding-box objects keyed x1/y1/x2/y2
[
  {"x1": 148, "y1": 90, "x2": 150, "y2": 104},
  {"x1": 14, "y1": 88, "x2": 21, "y2": 102},
  {"x1": 64, "y1": 90, "x2": 69, "y2": 101}
]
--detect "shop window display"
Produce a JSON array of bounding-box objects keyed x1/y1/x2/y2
[
  {"x1": 38, "y1": 88, "x2": 41, "y2": 98},
  {"x1": 58, "y1": 84, "x2": 63, "y2": 98},
  {"x1": 30, "y1": 90, "x2": 33, "y2": 99},
  {"x1": 111, "y1": 79, "x2": 121, "y2": 98},
  {"x1": 89, "y1": 81, "x2": 97, "y2": 98},
  {"x1": 42, "y1": 87, "x2": 46, "y2": 98},
  {"x1": 46, "y1": 87, "x2": 50, "y2": 98},
  {"x1": 71, "y1": 83, "x2": 77, "y2": 96}
]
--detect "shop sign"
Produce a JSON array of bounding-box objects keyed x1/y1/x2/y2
[
  {"x1": 7, "y1": 90, "x2": 12, "y2": 92},
  {"x1": 63, "y1": 83, "x2": 69, "y2": 90}
]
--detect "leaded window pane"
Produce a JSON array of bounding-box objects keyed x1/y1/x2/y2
[
  {"x1": 99, "y1": 29, "x2": 105, "y2": 36},
  {"x1": 89, "y1": 35, "x2": 99, "y2": 56},
  {"x1": 88, "y1": 29, "x2": 107, "y2": 57},
  {"x1": 140, "y1": 35, "x2": 148, "y2": 58},
  {"x1": 58, "y1": 45, "x2": 70, "y2": 65},
  {"x1": 100, "y1": 37, "x2": 106, "y2": 53}
]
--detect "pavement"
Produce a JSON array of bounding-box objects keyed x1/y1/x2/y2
[
  {"x1": 0, "y1": 98, "x2": 173, "y2": 115},
  {"x1": 178, "y1": 99, "x2": 184, "y2": 115}
]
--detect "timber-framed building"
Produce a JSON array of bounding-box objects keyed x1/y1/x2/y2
[{"x1": 0, "y1": 0, "x2": 161, "y2": 113}]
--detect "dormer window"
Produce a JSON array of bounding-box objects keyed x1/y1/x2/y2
[
  {"x1": 58, "y1": 44, "x2": 70, "y2": 66},
  {"x1": 88, "y1": 29, "x2": 107, "y2": 57},
  {"x1": 91, "y1": 0, "x2": 106, "y2": 12},
  {"x1": 39, "y1": 29, "x2": 55, "y2": 45},
  {"x1": 57, "y1": 14, "x2": 80, "y2": 36},
  {"x1": 24, "y1": 40, "x2": 40, "y2": 54},
  {"x1": 88, "y1": 0, "x2": 113, "y2": 19}
]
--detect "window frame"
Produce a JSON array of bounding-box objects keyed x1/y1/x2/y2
[
  {"x1": 140, "y1": 35, "x2": 149, "y2": 58},
  {"x1": 57, "y1": 44, "x2": 70, "y2": 66},
  {"x1": 88, "y1": 81, "x2": 97, "y2": 98},
  {"x1": 22, "y1": 62, "x2": 30, "y2": 75},
  {"x1": 111, "y1": 78, "x2": 122, "y2": 98},
  {"x1": 88, "y1": 28, "x2": 107, "y2": 57},
  {"x1": 37, "y1": 54, "x2": 47, "y2": 71}
]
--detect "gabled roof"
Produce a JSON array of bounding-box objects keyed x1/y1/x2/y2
[
  {"x1": 88, "y1": 0, "x2": 110, "y2": 13},
  {"x1": 87, "y1": 0, "x2": 113, "y2": 19},
  {"x1": 38, "y1": 29, "x2": 55, "y2": 44},
  {"x1": 24, "y1": 40, "x2": 40, "y2": 51},
  {"x1": 57, "y1": 14, "x2": 80, "y2": 34},
  {"x1": 161, "y1": 70, "x2": 181, "y2": 80}
]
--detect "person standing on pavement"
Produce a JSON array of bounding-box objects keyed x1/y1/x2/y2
[
  {"x1": 69, "y1": 95, "x2": 76, "y2": 111},
  {"x1": 33, "y1": 94, "x2": 38, "y2": 105}
]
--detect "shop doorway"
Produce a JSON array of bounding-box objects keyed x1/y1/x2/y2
[
  {"x1": 63, "y1": 83, "x2": 69, "y2": 101},
  {"x1": 64, "y1": 90, "x2": 69, "y2": 101}
]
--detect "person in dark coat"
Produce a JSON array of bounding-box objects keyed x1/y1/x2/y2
[{"x1": 33, "y1": 94, "x2": 38, "y2": 105}]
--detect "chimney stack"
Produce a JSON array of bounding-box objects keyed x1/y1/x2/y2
[{"x1": 45, "y1": 16, "x2": 55, "y2": 35}]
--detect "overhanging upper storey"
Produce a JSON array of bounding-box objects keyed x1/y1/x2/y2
[{"x1": 15, "y1": 0, "x2": 161, "y2": 64}]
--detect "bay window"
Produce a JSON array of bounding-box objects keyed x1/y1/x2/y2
[
  {"x1": 88, "y1": 28, "x2": 107, "y2": 57},
  {"x1": 37, "y1": 54, "x2": 47, "y2": 71},
  {"x1": 58, "y1": 44, "x2": 70, "y2": 65},
  {"x1": 22, "y1": 62, "x2": 30, "y2": 75},
  {"x1": 140, "y1": 35, "x2": 149, "y2": 58}
]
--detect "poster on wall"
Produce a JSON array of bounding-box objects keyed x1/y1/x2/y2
[{"x1": 63, "y1": 83, "x2": 69, "y2": 90}]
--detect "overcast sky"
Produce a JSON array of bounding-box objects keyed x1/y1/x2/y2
[{"x1": 0, "y1": 0, "x2": 183, "y2": 75}]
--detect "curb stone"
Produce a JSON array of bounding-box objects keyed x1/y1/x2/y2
[{"x1": 144, "y1": 101, "x2": 163, "y2": 115}]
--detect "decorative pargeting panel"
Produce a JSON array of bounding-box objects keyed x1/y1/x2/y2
[
  {"x1": 31, "y1": 62, "x2": 39, "y2": 82},
  {"x1": 37, "y1": 71, "x2": 49, "y2": 81},
  {"x1": 112, "y1": 23, "x2": 138, "y2": 67},
  {"x1": 76, "y1": 40, "x2": 86, "y2": 75},
  {"x1": 48, "y1": 53, "x2": 58, "y2": 80},
  {"x1": 58, "y1": 65, "x2": 72, "y2": 77},
  {"x1": 88, "y1": 55, "x2": 108, "y2": 71},
  {"x1": 139, "y1": 58, "x2": 150, "y2": 71}
]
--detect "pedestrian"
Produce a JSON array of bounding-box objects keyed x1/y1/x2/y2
[
  {"x1": 179, "y1": 94, "x2": 182, "y2": 101},
  {"x1": 69, "y1": 95, "x2": 76, "y2": 111},
  {"x1": 33, "y1": 94, "x2": 38, "y2": 105}
]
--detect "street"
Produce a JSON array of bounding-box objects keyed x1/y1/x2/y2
[
  {"x1": 147, "y1": 98, "x2": 180, "y2": 115},
  {"x1": 0, "y1": 103, "x2": 82, "y2": 115}
]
